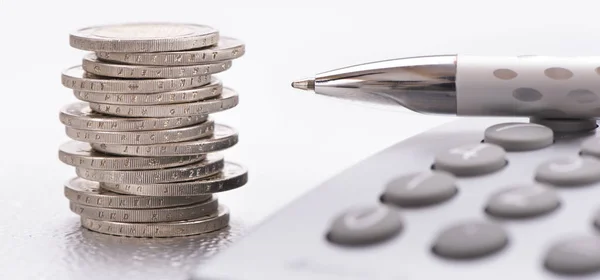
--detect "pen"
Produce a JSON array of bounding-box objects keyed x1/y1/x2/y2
[{"x1": 291, "y1": 55, "x2": 600, "y2": 119}]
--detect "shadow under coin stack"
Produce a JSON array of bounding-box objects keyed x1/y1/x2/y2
[{"x1": 58, "y1": 23, "x2": 248, "y2": 238}]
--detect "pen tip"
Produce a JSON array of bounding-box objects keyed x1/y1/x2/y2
[{"x1": 291, "y1": 78, "x2": 315, "y2": 91}]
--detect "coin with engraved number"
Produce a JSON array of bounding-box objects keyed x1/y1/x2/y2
[
  {"x1": 70, "y1": 22, "x2": 219, "y2": 52},
  {"x1": 80, "y1": 205, "x2": 230, "y2": 237},
  {"x1": 91, "y1": 124, "x2": 238, "y2": 156},
  {"x1": 60, "y1": 102, "x2": 209, "y2": 131},
  {"x1": 76, "y1": 154, "x2": 224, "y2": 184},
  {"x1": 59, "y1": 141, "x2": 205, "y2": 170},
  {"x1": 73, "y1": 78, "x2": 223, "y2": 106},
  {"x1": 70, "y1": 196, "x2": 218, "y2": 222},
  {"x1": 61, "y1": 66, "x2": 211, "y2": 94},
  {"x1": 95, "y1": 36, "x2": 245, "y2": 66},
  {"x1": 65, "y1": 120, "x2": 214, "y2": 145},
  {"x1": 101, "y1": 162, "x2": 248, "y2": 196},
  {"x1": 64, "y1": 177, "x2": 211, "y2": 208},
  {"x1": 89, "y1": 88, "x2": 238, "y2": 117},
  {"x1": 82, "y1": 53, "x2": 232, "y2": 78}
]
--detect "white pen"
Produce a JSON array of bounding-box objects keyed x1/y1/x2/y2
[{"x1": 292, "y1": 55, "x2": 600, "y2": 118}]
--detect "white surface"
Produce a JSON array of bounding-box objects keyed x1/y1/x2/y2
[{"x1": 1, "y1": 0, "x2": 599, "y2": 278}]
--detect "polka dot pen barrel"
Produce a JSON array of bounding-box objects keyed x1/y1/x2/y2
[{"x1": 291, "y1": 55, "x2": 600, "y2": 119}]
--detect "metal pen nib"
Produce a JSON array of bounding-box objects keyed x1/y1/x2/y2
[
  {"x1": 290, "y1": 55, "x2": 458, "y2": 114},
  {"x1": 291, "y1": 78, "x2": 315, "y2": 91}
]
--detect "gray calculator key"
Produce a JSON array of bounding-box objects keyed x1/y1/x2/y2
[
  {"x1": 484, "y1": 184, "x2": 560, "y2": 219},
  {"x1": 530, "y1": 117, "x2": 597, "y2": 133},
  {"x1": 535, "y1": 156, "x2": 600, "y2": 187},
  {"x1": 431, "y1": 221, "x2": 508, "y2": 259},
  {"x1": 434, "y1": 143, "x2": 507, "y2": 176},
  {"x1": 580, "y1": 137, "x2": 600, "y2": 158},
  {"x1": 484, "y1": 122, "x2": 553, "y2": 151},
  {"x1": 381, "y1": 171, "x2": 458, "y2": 207},
  {"x1": 544, "y1": 236, "x2": 600, "y2": 275},
  {"x1": 326, "y1": 205, "x2": 403, "y2": 246}
]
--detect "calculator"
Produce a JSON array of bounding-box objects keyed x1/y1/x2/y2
[{"x1": 191, "y1": 116, "x2": 600, "y2": 280}]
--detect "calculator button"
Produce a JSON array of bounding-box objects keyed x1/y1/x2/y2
[
  {"x1": 433, "y1": 143, "x2": 507, "y2": 176},
  {"x1": 431, "y1": 221, "x2": 508, "y2": 259},
  {"x1": 530, "y1": 117, "x2": 597, "y2": 133},
  {"x1": 381, "y1": 171, "x2": 458, "y2": 208},
  {"x1": 484, "y1": 122, "x2": 553, "y2": 151},
  {"x1": 326, "y1": 205, "x2": 403, "y2": 246},
  {"x1": 534, "y1": 156, "x2": 600, "y2": 187},
  {"x1": 484, "y1": 184, "x2": 560, "y2": 219},
  {"x1": 580, "y1": 137, "x2": 600, "y2": 158},
  {"x1": 544, "y1": 236, "x2": 600, "y2": 275}
]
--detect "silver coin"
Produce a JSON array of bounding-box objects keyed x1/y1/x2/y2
[
  {"x1": 82, "y1": 53, "x2": 232, "y2": 78},
  {"x1": 64, "y1": 177, "x2": 211, "y2": 208},
  {"x1": 89, "y1": 87, "x2": 238, "y2": 117},
  {"x1": 65, "y1": 120, "x2": 214, "y2": 145},
  {"x1": 101, "y1": 162, "x2": 248, "y2": 196},
  {"x1": 76, "y1": 153, "x2": 224, "y2": 184},
  {"x1": 69, "y1": 22, "x2": 219, "y2": 52},
  {"x1": 91, "y1": 124, "x2": 238, "y2": 156},
  {"x1": 69, "y1": 196, "x2": 218, "y2": 223},
  {"x1": 61, "y1": 65, "x2": 211, "y2": 94},
  {"x1": 95, "y1": 36, "x2": 245, "y2": 66},
  {"x1": 73, "y1": 78, "x2": 223, "y2": 106},
  {"x1": 60, "y1": 102, "x2": 208, "y2": 131},
  {"x1": 59, "y1": 141, "x2": 205, "y2": 170},
  {"x1": 80, "y1": 205, "x2": 230, "y2": 237}
]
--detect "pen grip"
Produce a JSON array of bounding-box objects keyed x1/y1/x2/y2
[{"x1": 455, "y1": 55, "x2": 600, "y2": 118}]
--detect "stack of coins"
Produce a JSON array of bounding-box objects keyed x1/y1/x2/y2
[{"x1": 58, "y1": 23, "x2": 248, "y2": 238}]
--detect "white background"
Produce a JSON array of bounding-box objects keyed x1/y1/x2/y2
[{"x1": 1, "y1": 0, "x2": 599, "y2": 278}]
